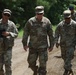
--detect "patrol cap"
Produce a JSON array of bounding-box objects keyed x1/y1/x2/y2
[
  {"x1": 35, "y1": 6, "x2": 44, "y2": 14},
  {"x1": 69, "y1": 6, "x2": 74, "y2": 10},
  {"x1": 63, "y1": 10, "x2": 71, "y2": 18},
  {"x1": 3, "y1": 9, "x2": 12, "y2": 16}
]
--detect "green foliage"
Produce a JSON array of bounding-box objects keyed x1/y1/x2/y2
[
  {"x1": 0, "y1": 0, "x2": 76, "y2": 28},
  {"x1": 47, "y1": 0, "x2": 74, "y2": 24},
  {"x1": 52, "y1": 25, "x2": 57, "y2": 32},
  {"x1": 18, "y1": 29, "x2": 23, "y2": 38}
]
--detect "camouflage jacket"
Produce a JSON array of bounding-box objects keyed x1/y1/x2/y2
[
  {"x1": 0, "y1": 19, "x2": 18, "y2": 49},
  {"x1": 71, "y1": 11, "x2": 76, "y2": 21},
  {"x1": 22, "y1": 16, "x2": 54, "y2": 49},
  {"x1": 55, "y1": 19, "x2": 76, "y2": 46}
]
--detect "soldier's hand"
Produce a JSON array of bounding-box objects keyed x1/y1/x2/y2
[
  {"x1": 48, "y1": 47, "x2": 53, "y2": 52},
  {"x1": 2, "y1": 31, "x2": 10, "y2": 37},
  {"x1": 23, "y1": 46, "x2": 29, "y2": 51},
  {"x1": 56, "y1": 43, "x2": 60, "y2": 48}
]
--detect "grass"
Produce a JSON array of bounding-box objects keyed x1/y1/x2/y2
[
  {"x1": 52, "y1": 25, "x2": 57, "y2": 32},
  {"x1": 18, "y1": 29, "x2": 23, "y2": 38},
  {"x1": 18, "y1": 25, "x2": 57, "y2": 38}
]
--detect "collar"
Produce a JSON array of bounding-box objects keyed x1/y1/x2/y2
[
  {"x1": 0, "y1": 19, "x2": 9, "y2": 25},
  {"x1": 63, "y1": 19, "x2": 72, "y2": 26},
  {"x1": 35, "y1": 16, "x2": 44, "y2": 22}
]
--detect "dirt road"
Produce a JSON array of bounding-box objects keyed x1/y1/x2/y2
[{"x1": 12, "y1": 38, "x2": 76, "y2": 75}]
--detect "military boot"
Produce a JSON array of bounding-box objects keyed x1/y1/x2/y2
[
  {"x1": 63, "y1": 69, "x2": 68, "y2": 75},
  {"x1": 63, "y1": 69, "x2": 74, "y2": 75},
  {"x1": 38, "y1": 71, "x2": 47, "y2": 75},
  {"x1": 33, "y1": 66, "x2": 38, "y2": 75},
  {"x1": 68, "y1": 69, "x2": 74, "y2": 75},
  {"x1": 38, "y1": 67, "x2": 47, "y2": 75}
]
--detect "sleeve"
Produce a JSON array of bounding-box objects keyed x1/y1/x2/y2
[
  {"x1": 9, "y1": 22, "x2": 18, "y2": 38},
  {"x1": 74, "y1": 23, "x2": 76, "y2": 45},
  {"x1": 55, "y1": 24, "x2": 60, "y2": 44},
  {"x1": 22, "y1": 20, "x2": 30, "y2": 46},
  {"x1": 47, "y1": 20, "x2": 54, "y2": 48}
]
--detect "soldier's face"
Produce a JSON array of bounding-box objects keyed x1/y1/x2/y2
[
  {"x1": 65, "y1": 17, "x2": 71, "y2": 24},
  {"x1": 2, "y1": 13, "x2": 10, "y2": 20},
  {"x1": 36, "y1": 13, "x2": 43, "y2": 21}
]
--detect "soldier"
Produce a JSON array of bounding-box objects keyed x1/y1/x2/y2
[
  {"x1": 69, "y1": 5, "x2": 76, "y2": 21},
  {"x1": 22, "y1": 6, "x2": 54, "y2": 75},
  {"x1": 0, "y1": 9, "x2": 18, "y2": 75},
  {"x1": 55, "y1": 10, "x2": 76, "y2": 75}
]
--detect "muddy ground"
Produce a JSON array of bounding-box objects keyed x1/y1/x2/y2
[{"x1": 12, "y1": 38, "x2": 76, "y2": 75}]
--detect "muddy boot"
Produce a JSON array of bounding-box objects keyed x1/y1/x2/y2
[
  {"x1": 38, "y1": 70, "x2": 47, "y2": 75},
  {"x1": 68, "y1": 69, "x2": 74, "y2": 75},
  {"x1": 38, "y1": 67, "x2": 47, "y2": 75},
  {"x1": 33, "y1": 66, "x2": 38, "y2": 75}
]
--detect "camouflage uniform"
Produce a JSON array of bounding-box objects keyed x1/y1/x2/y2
[
  {"x1": 22, "y1": 10, "x2": 54, "y2": 75},
  {"x1": 55, "y1": 15, "x2": 76, "y2": 74},
  {"x1": 0, "y1": 9, "x2": 18, "y2": 75},
  {"x1": 71, "y1": 11, "x2": 76, "y2": 21},
  {"x1": 69, "y1": 5, "x2": 76, "y2": 21}
]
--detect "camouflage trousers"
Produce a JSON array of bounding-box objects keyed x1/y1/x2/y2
[
  {"x1": 27, "y1": 48, "x2": 48, "y2": 75},
  {"x1": 60, "y1": 46, "x2": 75, "y2": 71},
  {"x1": 0, "y1": 47, "x2": 12, "y2": 75}
]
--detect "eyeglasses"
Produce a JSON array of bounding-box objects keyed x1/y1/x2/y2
[
  {"x1": 37, "y1": 13, "x2": 43, "y2": 15},
  {"x1": 65, "y1": 18, "x2": 70, "y2": 19},
  {"x1": 3, "y1": 13, "x2": 10, "y2": 17}
]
